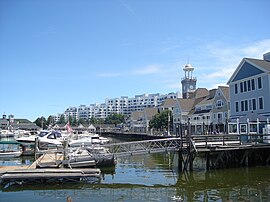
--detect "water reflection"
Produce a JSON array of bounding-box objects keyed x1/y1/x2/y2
[{"x1": 175, "y1": 167, "x2": 270, "y2": 201}]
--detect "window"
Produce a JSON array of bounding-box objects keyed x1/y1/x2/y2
[
  {"x1": 258, "y1": 77, "x2": 262, "y2": 89},
  {"x1": 252, "y1": 98, "x2": 256, "y2": 110},
  {"x1": 251, "y1": 79, "x2": 255, "y2": 90},
  {"x1": 240, "y1": 82, "x2": 243, "y2": 93},
  {"x1": 217, "y1": 113, "x2": 223, "y2": 122},
  {"x1": 216, "y1": 100, "x2": 224, "y2": 108},
  {"x1": 244, "y1": 81, "x2": 247, "y2": 92},
  {"x1": 228, "y1": 123, "x2": 237, "y2": 134},
  {"x1": 235, "y1": 101, "x2": 239, "y2": 112},
  {"x1": 235, "y1": 102, "x2": 239, "y2": 112},
  {"x1": 240, "y1": 124, "x2": 247, "y2": 134},
  {"x1": 259, "y1": 97, "x2": 264, "y2": 110},
  {"x1": 249, "y1": 124, "x2": 258, "y2": 133},
  {"x1": 247, "y1": 80, "x2": 251, "y2": 91},
  {"x1": 244, "y1": 100, "x2": 248, "y2": 111},
  {"x1": 234, "y1": 84, "x2": 238, "y2": 94}
]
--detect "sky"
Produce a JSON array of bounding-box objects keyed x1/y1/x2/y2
[{"x1": 0, "y1": 0, "x2": 270, "y2": 121}]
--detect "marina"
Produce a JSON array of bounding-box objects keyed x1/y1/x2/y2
[
  {"x1": 1, "y1": 151, "x2": 270, "y2": 202},
  {"x1": 1, "y1": 131, "x2": 270, "y2": 190}
]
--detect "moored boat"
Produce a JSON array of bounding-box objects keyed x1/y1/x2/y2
[
  {"x1": 65, "y1": 146, "x2": 116, "y2": 168},
  {"x1": 16, "y1": 130, "x2": 66, "y2": 148},
  {"x1": 0, "y1": 150, "x2": 22, "y2": 158},
  {"x1": 68, "y1": 133, "x2": 109, "y2": 147},
  {"x1": 0, "y1": 140, "x2": 22, "y2": 158}
]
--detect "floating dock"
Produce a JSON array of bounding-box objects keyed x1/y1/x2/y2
[
  {"x1": 0, "y1": 150, "x2": 101, "y2": 187},
  {"x1": 1, "y1": 168, "x2": 101, "y2": 186}
]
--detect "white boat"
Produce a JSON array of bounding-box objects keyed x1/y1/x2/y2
[
  {"x1": 68, "y1": 134, "x2": 109, "y2": 147},
  {"x1": 0, "y1": 150, "x2": 22, "y2": 158},
  {"x1": 66, "y1": 148, "x2": 96, "y2": 168},
  {"x1": 16, "y1": 130, "x2": 66, "y2": 148},
  {"x1": 66, "y1": 146, "x2": 115, "y2": 168},
  {"x1": 0, "y1": 130, "x2": 15, "y2": 138},
  {"x1": 0, "y1": 141, "x2": 22, "y2": 158}
]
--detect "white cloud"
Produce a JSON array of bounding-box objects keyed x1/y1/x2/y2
[
  {"x1": 241, "y1": 39, "x2": 270, "y2": 58},
  {"x1": 197, "y1": 38, "x2": 270, "y2": 88},
  {"x1": 97, "y1": 39, "x2": 270, "y2": 91}
]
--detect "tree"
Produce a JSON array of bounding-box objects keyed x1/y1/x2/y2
[
  {"x1": 57, "y1": 114, "x2": 65, "y2": 124},
  {"x1": 90, "y1": 117, "x2": 98, "y2": 124},
  {"x1": 78, "y1": 118, "x2": 87, "y2": 125},
  {"x1": 46, "y1": 115, "x2": 55, "y2": 127},
  {"x1": 34, "y1": 116, "x2": 47, "y2": 129},
  {"x1": 149, "y1": 110, "x2": 172, "y2": 131},
  {"x1": 104, "y1": 113, "x2": 125, "y2": 125}
]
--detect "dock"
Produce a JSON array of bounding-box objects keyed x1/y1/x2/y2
[{"x1": 0, "y1": 150, "x2": 101, "y2": 187}]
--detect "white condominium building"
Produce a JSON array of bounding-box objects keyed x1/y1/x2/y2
[{"x1": 54, "y1": 92, "x2": 181, "y2": 122}]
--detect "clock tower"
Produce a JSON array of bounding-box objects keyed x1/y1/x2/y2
[{"x1": 181, "y1": 63, "x2": 197, "y2": 99}]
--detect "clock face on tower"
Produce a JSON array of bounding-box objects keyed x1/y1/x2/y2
[{"x1": 190, "y1": 85, "x2": 194, "y2": 90}]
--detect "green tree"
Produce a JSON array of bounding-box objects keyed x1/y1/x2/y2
[
  {"x1": 46, "y1": 115, "x2": 55, "y2": 127},
  {"x1": 149, "y1": 110, "x2": 172, "y2": 131},
  {"x1": 34, "y1": 116, "x2": 47, "y2": 129},
  {"x1": 105, "y1": 113, "x2": 125, "y2": 125},
  {"x1": 78, "y1": 118, "x2": 87, "y2": 125},
  {"x1": 90, "y1": 117, "x2": 98, "y2": 124},
  {"x1": 57, "y1": 114, "x2": 65, "y2": 124}
]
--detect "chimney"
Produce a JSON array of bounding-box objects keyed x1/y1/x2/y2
[{"x1": 263, "y1": 52, "x2": 270, "y2": 62}]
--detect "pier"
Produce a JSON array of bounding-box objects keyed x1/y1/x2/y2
[{"x1": 103, "y1": 133, "x2": 270, "y2": 171}]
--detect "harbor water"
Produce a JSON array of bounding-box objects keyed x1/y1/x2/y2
[{"x1": 1, "y1": 137, "x2": 270, "y2": 201}]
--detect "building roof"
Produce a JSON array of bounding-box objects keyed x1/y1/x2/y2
[
  {"x1": 176, "y1": 98, "x2": 195, "y2": 111},
  {"x1": 246, "y1": 58, "x2": 270, "y2": 72},
  {"x1": 189, "y1": 88, "x2": 209, "y2": 99},
  {"x1": 218, "y1": 86, "x2": 230, "y2": 101},
  {"x1": 144, "y1": 108, "x2": 158, "y2": 120},
  {"x1": 227, "y1": 57, "x2": 270, "y2": 84},
  {"x1": 160, "y1": 98, "x2": 177, "y2": 109},
  {"x1": 196, "y1": 89, "x2": 217, "y2": 106},
  {"x1": 130, "y1": 111, "x2": 144, "y2": 121}
]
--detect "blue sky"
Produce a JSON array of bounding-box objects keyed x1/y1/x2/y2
[{"x1": 1, "y1": 0, "x2": 270, "y2": 121}]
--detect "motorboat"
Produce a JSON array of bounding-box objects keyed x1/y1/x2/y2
[
  {"x1": 66, "y1": 148, "x2": 96, "y2": 168},
  {"x1": 0, "y1": 130, "x2": 15, "y2": 138},
  {"x1": 65, "y1": 146, "x2": 116, "y2": 168},
  {"x1": 68, "y1": 134, "x2": 109, "y2": 147},
  {"x1": 16, "y1": 130, "x2": 66, "y2": 148},
  {"x1": 0, "y1": 150, "x2": 22, "y2": 158},
  {"x1": 0, "y1": 141, "x2": 22, "y2": 158}
]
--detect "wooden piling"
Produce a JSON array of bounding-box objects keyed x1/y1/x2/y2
[{"x1": 178, "y1": 150, "x2": 183, "y2": 172}]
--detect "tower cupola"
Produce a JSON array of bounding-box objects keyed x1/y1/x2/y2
[{"x1": 181, "y1": 63, "x2": 197, "y2": 99}]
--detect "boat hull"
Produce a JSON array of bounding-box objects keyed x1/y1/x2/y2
[{"x1": 0, "y1": 151, "x2": 22, "y2": 158}]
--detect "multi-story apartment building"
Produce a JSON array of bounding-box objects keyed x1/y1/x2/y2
[
  {"x1": 64, "y1": 107, "x2": 78, "y2": 121},
  {"x1": 54, "y1": 92, "x2": 180, "y2": 123},
  {"x1": 227, "y1": 52, "x2": 270, "y2": 135}
]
